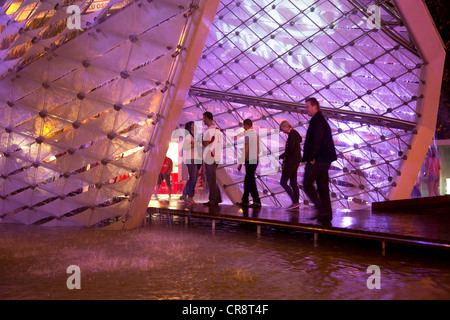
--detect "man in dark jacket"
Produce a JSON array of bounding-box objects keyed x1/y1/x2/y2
[
  {"x1": 302, "y1": 98, "x2": 337, "y2": 223},
  {"x1": 279, "y1": 120, "x2": 302, "y2": 210}
]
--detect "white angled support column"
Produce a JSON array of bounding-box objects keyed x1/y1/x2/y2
[
  {"x1": 216, "y1": 165, "x2": 243, "y2": 205},
  {"x1": 121, "y1": 0, "x2": 221, "y2": 230},
  {"x1": 387, "y1": 0, "x2": 446, "y2": 200}
]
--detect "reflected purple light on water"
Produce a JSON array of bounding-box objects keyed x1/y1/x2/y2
[{"x1": 1, "y1": 222, "x2": 449, "y2": 300}]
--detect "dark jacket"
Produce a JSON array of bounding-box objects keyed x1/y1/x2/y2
[
  {"x1": 280, "y1": 128, "x2": 302, "y2": 163},
  {"x1": 302, "y1": 111, "x2": 337, "y2": 163}
]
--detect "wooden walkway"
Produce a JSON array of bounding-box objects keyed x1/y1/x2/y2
[{"x1": 147, "y1": 196, "x2": 450, "y2": 254}]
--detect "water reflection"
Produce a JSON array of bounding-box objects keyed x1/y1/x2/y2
[
  {"x1": 241, "y1": 207, "x2": 261, "y2": 218},
  {"x1": 0, "y1": 222, "x2": 449, "y2": 300}
]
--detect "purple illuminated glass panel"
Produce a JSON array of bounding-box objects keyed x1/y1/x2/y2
[{"x1": 181, "y1": 0, "x2": 423, "y2": 210}]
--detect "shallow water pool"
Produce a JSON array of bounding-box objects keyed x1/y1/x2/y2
[{"x1": 1, "y1": 216, "x2": 449, "y2": 300}]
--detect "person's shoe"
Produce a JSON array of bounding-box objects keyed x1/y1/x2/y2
[
  {"x1": 203, "y1": 201, "x2": 218, "y2": 207},
  {"x1": 187, "y1": 197, "x2": 197, "y2": 206},
  {"x1": 236, "y1": 202, "x2": 250, "y2": 207},
  {"x1": 318, "y1": 216, "x2": 332, "y2": 227},
  {"x1": 317, "y1": 213, "x2": 332, "y2": 223},
  {"x1": 308, "y1": 211, "x2": 332, "y2": 222},
  {"x1": 250, "y1": 202, "x2": 262, "y2": 208},
  {"x1": 319, "y1": 220, "x2": 332, "y2": 227},
  {"x1": 286, "y1": 203, "x2": 301, "y2": 210},
  {"x1": 211, "y1": 201, "x2": 219, "y2": 207},
  {"x1": 179, "y1": 194, "x2": 187, "y2": 202}
]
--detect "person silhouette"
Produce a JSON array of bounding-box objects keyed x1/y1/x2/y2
[
  {"x1": 424, "y1": 148, "x2": 441, "y2": 197},
  {"x1": 302, "y1": 98, "x2": 337, "y2": 223}
]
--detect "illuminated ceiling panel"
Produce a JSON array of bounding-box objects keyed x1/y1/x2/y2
[
  {"x1": 179, "y1": 0, "x2": 443, "y2": 210},
  {"x1": 192, "y1": 0, "x2": 422, "y2": 122}
]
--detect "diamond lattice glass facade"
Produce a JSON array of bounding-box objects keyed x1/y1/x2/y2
[
  {"x1": 0, "y1": 0, "x2": 215, "y2": 227},
  {"x1": 180, "y1": 0, "x2": 425, "y2": 210},
  {"x1": 0, "y1": 0, "x2": 444, "y2": 227}
]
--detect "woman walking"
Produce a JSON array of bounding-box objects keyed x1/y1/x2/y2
[{"x1": 180, "y1": 121, "x2": 201, "y2": 205}]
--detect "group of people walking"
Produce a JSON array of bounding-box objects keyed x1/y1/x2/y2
[{"x1": 155, "y1": 97, "x2": 337, "y2": 223}]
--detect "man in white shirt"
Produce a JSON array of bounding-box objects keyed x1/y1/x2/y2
[
  {"x1": 202, "y1": 112, "x2": 222, "y2": 206},
  {"x1": 236, "y1": 119, "x2": 261, "y2": 208}
]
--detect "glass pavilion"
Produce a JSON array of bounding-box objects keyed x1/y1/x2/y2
[{"x1": 0, "y1": 0, "x2": 445, "y2": 228}]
